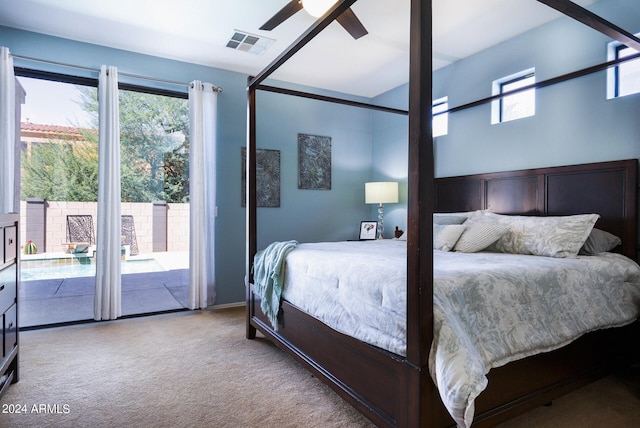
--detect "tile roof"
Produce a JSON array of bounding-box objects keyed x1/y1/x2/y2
[{"x1": 20, "y1": 122, "x2": 95, "y2": 140}]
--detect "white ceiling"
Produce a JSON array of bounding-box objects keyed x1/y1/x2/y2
[{"x1": 0, "y1": 0, "x2": 599, "y2": 97}]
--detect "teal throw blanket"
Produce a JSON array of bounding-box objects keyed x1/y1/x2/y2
[{"x1": 253, "y1": 240, "x2": 298, "y2": 330}]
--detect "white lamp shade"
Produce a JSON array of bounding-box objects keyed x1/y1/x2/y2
[
  {"x1": 302, "y1": 0, "x2": 338, "y2": 18},
  {"x1": 365, "y1": 182, "x2": 399, "y2": 204}
]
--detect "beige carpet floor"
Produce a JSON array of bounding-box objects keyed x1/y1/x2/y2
[{"x1": 0, "y1": 306, "x2": 638, "y2": 427}]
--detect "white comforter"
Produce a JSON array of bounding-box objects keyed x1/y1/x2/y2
[{"x1": 280, "y1": 240, "x2": 640, "y2": 427}]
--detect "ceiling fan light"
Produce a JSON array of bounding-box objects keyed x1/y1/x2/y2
[{"x1": 302, "y1": 0, "x2": 339, "y2": 18}]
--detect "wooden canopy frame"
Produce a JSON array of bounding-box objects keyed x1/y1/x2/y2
[{"x1": 245, "y1": 1, "x2": 640, "y2": 426}]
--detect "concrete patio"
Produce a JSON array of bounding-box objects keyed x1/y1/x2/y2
[
  {"x1": 18, "y1": 252, "x2": 189, "y2": 328},
  {"x1": 19, "y1": 269, "x2": 189, "y2": 327}
]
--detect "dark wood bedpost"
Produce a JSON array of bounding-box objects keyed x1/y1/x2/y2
[
  {"x1": 246, "y1": 76, "x2": 257, "y2": 339},
  {"x1": 406, "y1": 0, "x2": 443, "y2": 426},
  {"x1": 245, "y1": 0, "x2": 360, "y2": 340}
]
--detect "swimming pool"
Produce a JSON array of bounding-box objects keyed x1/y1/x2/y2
[{"x1": 21, "y1": 258, "x2": 166, "y2": 281}]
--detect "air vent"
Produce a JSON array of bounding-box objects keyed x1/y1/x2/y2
[{"x1": 226, "y1": 30, "x2": 274, "y2": 55}]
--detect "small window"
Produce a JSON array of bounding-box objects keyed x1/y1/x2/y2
[
  {"x1": 432, "y1": 97, "x2": 448, "y2": 137},
  {"x1": 491, "y1": 68, "x2": 535, "y2": 124},
  {"x1": 607, "y1": 38, "x2": 640, "y2": 99}
]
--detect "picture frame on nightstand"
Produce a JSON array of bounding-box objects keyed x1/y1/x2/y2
[{"x1": 359, "y1": 221, "x2": 377, "y2": 240}]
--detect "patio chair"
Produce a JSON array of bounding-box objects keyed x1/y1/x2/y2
[
  {"x1": 121, "y1": 215, "x2": 139, "y2": 256},
  {"x1": 66, "y1": 215, "x2": 95, "y2": 246}
]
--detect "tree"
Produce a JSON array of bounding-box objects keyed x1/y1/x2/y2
[
  {"x1": 21, "y1": 85, "x2": 190, "y2": 203},
  {"x1": 21, "y1": 131, "x2": 99, "y2": 202},
  {"x1": 116, "y1": 89, "x2": 190, "y2": 203}
]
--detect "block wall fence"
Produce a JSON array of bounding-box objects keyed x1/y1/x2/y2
[{"x1": 19, "y1": 199, "x2": 189, "y2": 254}]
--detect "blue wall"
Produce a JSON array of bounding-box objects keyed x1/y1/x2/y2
[
  {"x1": 370, "y1": 88, "x2": 408, "y2": 234},
  {"x1": 255, "y1": 89, "x2": 374, "y2": 249},
  {"x1": 0, "y1": 25, "x2": 376, "y2": 305},
  {"x1": 372, "y1": 0, "x2": 640, "y2": 231},
  {"x1": 431, "y1": 0, "x2": 640, "y2": 177}
]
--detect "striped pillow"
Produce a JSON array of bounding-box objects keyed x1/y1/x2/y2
[{"x1": 453, "y1": 218, "x2": 509, "y2": 253}]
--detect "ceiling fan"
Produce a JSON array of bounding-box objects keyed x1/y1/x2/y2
[{"x1": 259, "y1": 0, "x2": 368, "y2": 40}]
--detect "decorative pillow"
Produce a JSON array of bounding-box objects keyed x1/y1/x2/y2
[
  {"x1": 433, "y1": 213, "x2": 467, "y2": 225},
  {"x1": 482, "y1": 212, "x2": 599, "y2": 258},
  {"x1": 433, "y1": 224, "x2": 465, "y2": 251},
  {"x1": 453, "y1": 214, "x2": 509, "y2": 253},
  {"x1": 579, "y1": 228, "x2": 621, "y2": 255}
]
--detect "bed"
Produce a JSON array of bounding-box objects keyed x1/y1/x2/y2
[
  {"x1": 256, "y1": 208, "x2": 640, "y2": 426},
  {"x1": 248, "y1": 158, "x2": 640, "y2": 427},
  {"x1": 245, "y1": 1, "x2": 640, "y2": 427}
]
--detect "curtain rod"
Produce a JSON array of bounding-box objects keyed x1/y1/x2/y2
[{"x1": 10, "y1": 53, "x2": 222, "y2": 92}]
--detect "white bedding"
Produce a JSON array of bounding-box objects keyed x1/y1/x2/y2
[{"x1": 279, "y1": 239, "x2": 640, "y2": 427}]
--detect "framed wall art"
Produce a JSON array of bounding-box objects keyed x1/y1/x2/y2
[
  {"x1": 241, "y1": 147, "x2": 280, "y2": 207},
  {"x1": 298, "y1": 133, "x2": 331, "y2": 190}
]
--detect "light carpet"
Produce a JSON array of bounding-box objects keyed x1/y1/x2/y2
[{"x1": 0, "y1": 307, "x2": 638, "y2": 427}]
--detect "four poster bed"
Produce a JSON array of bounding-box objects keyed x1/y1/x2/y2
[{"x1": 245, "y1": 1, "x2": 640, "y2": 427}]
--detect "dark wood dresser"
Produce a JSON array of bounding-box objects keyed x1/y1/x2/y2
[{"x1": 0, "y1": 213, "x2": 18, "y2": 397}]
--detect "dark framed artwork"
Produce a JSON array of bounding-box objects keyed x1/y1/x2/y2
[
  {"x1": 359, "y1": 221, "x2": 377, "y2": 240},
  {"x1": 242, "y1": 147, "x2": 281, "y2": 207},
  {"x1": 298, "y1": 133, "x2": 331, "y2": 190}
]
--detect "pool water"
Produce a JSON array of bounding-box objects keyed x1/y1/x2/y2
[{"x1": 21, "y1": 258, "x2": 166, "y2": 281}]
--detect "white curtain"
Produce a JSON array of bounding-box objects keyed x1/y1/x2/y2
[
  {"x1": 95, "y1": 65, "x2": 122, "y2": 320},
  {"x1": 0, "y1": 47, "x2": 15, "y2": 213},
  {"x1": 188, "y1": 81, "x2": 218, "y2": 309}
]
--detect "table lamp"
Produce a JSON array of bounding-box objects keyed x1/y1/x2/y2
[{"x1": 365, "y1": 181, "x2": 399, "y2": 239}]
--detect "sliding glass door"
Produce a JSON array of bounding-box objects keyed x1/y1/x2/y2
[
  {"x1": 117, "y1": 88, "x2": 190, "y2": 315},
  {"x1": 17, "y1": 73, "x2": 190, "y2": 326},
  {"x1": 17, "y1": 75, "x2": 98, "y2": 327}
]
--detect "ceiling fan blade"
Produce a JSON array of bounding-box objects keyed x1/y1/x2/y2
[
  {"x1": 260, "y1": 0, "x2": 303, "y2": 31},
  {"x1": 336, "y1": 8, "x2": 368, "y2": 39}
]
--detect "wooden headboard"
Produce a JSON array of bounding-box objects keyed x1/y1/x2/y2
[{"x1": 434, "y1": 159, "x2": 638, "y2": 260}]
